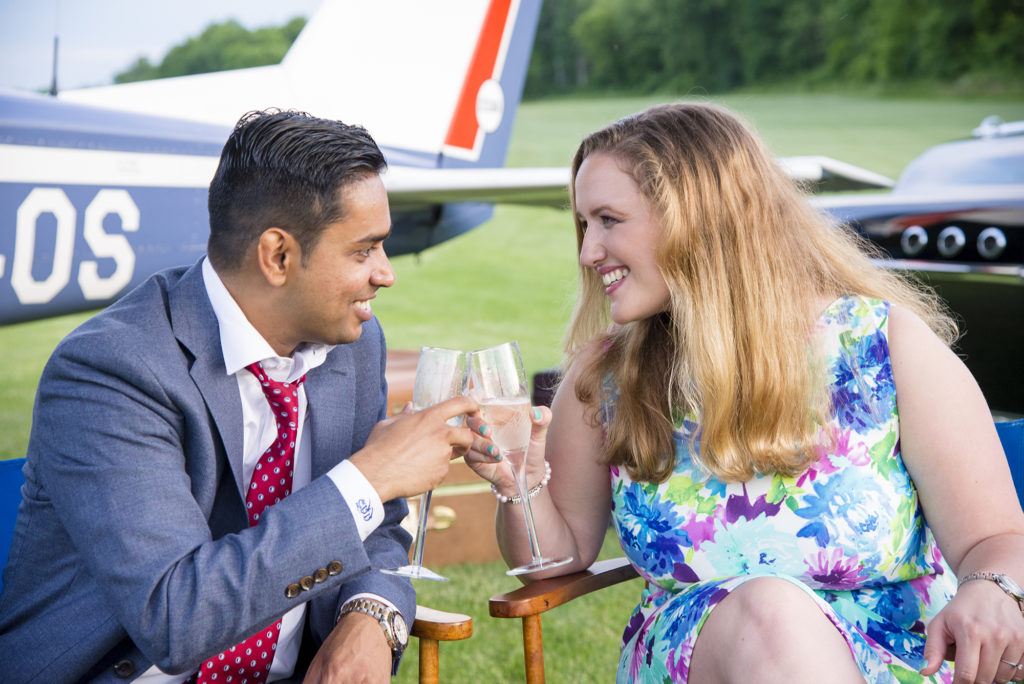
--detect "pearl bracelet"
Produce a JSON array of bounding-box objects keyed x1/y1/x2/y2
[{"x1": 491, "y1": 460, "x2": 552, "y2": 504}]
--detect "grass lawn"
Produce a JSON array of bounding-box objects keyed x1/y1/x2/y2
[{"x1": 1, "y1": 91, "x2": 1022, "y2": 679}]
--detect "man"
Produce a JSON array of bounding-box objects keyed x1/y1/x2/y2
[{"x1": 0, "y1": 110, "x2": 476, "y2": 683}]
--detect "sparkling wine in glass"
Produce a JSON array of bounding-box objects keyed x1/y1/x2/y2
[
  {"x1": 469, "y1": 341, "x2": 572, "y2": 576},
  {"x1": 382, "y1": 346, "x2": 468, "y2": 581}
]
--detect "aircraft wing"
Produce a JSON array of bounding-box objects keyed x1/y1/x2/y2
[
  {"x1": 778, "y1": 155, "x2": 896, "y2": 192},
  {"x1": 384, "y1": 156, "x2": 893, "y2": 212},
  {"x1": 384, "y1": 167, "x2": 569, "y2": 209}
]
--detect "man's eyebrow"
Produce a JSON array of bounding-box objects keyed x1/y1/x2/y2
[{"x1": 355, "y1": 227, "x2": 393, "y2": 244}]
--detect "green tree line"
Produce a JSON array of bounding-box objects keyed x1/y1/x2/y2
[
  {"x1": 115, "y1": 1, "x2": 1022, "y2": 95},
  {"x1": 115, "y1": 17, "x2": 306, "y2": 83},
  {"x1": 526, "y1": 0, "x2": 1023, "y2": 95}
]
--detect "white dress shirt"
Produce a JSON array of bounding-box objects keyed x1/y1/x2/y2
[{"x1": 137, "y1": 258, "x2": 391, "y2": 682}]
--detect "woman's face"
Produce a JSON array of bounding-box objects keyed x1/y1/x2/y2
[{"x1": 575, "y1": 152, "x2": 671, "y2": 325}]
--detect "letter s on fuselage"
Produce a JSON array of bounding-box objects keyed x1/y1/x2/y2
[{"x1": 12, "y1": 187, "x2": 138, "y2": 304}]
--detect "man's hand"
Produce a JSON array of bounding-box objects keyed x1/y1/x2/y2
[
  {"x1": 350, "y1": 395, "x2": 477, "y2": 502},
  {"x1": 303, "y1": 612, "x2": 392, "y2": 684}
]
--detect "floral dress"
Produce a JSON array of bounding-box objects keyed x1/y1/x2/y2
[{"x1": 609, "y1": 296, "x2": 955, "y2": 683}]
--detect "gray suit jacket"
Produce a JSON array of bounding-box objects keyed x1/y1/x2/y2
[{"x1": 0, "y1": 261, "x2": 414, "y2": 682}]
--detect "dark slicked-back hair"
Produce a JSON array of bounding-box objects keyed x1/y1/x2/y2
[{"x1": 207, "y1": 109, "x2": 387, "y2": 270}]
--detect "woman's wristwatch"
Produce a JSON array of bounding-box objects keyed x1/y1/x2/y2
[
  {"x1": 339, "y1": 598, "x2": 410, "y2": 657},
  {"x1": 958, "y1": 571, "x2": 1024, "y2": 617}
]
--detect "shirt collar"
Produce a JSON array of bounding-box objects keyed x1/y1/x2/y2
[{"x1": 202, "y1": 257, "x2": 332, "y2": 383}]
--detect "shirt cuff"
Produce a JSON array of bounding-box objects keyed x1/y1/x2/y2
[{"x1": 326, "y1": 460, "x2": 384, "y2": 541}]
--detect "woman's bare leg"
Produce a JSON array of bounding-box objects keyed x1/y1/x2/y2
[{"x1": 687, "y1": 577, "x2": 866, "y2": 684}]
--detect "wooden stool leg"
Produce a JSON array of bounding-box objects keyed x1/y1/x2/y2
[
  {"x1": 418, "y1": 637, "x2": 439, "y2": 684},
  {"x1": 522, "y1": 613, "x2": 545, "y2": 684}
]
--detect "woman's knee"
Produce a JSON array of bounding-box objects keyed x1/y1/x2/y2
[
  {"x1": 689, "y1": 577, "x2": 862, "y2": 683},
  {"x1": 716, "y1": 578, "x2": 815, "y2": 649}
]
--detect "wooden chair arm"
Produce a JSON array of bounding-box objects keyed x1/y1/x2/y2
[
  {"x1": 411, "y1": 605, "x2": 473, "y2": 642},
  {"x1": 488, "y1": 556, "x2": 639, "y2": 619},
  {"x1": 410, "y1": 605, "x2": 473, "y2": 684}
]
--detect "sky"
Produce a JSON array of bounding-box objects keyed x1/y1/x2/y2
[{"x1": 0, "y1": 0, "x2": 325, "y2": 93}]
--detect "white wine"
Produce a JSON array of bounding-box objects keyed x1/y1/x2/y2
[{"x1": 480, "y1": 397, "x2": 531, "y2": 467}]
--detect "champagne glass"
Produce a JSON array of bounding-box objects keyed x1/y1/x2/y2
[
  {"x1": 469, "y1": 341, "x2": 572, "y2": 576},
  {"x1": 382, "y1": 346, "x2": 468, "y2": 581}
]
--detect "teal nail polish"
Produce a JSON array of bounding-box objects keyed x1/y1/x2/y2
[
  {"x1": 533, "y1": 408, "x2": 542, "y2": 420},
  {"x1": 478, "y1": 424, "x2": 489, "y2": 436}
]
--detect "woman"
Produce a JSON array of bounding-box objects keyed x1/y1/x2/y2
[{"x1": 466, "y1": 103, "x2": 1024, "y2": 683}]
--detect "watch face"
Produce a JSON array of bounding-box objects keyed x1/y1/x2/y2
[
  {"x1": 392, "y1": 613, "x2": 409, "y2": 646},
  {"x1": 996, "y1": 574, "x2": 1024, "y2": 600}
]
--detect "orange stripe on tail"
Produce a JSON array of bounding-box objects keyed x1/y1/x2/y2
[{"x1": 443, "y1": 0, "x2": 514, "y2": 154}]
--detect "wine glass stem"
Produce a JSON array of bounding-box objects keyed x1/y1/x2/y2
[
  {"x1": 513, "y1": 472, "x2": 544, "y2": 560},
  {"x1": 411, "y1": 490, "x2": 432, "y2": 567}
]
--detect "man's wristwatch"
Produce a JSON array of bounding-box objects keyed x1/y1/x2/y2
[
  {"x1": 959, "y1": 571, "x2": 1024, "y2": 617},
  {"x1": 339, "y1": 598, "x2": 409, "y2": 656}
]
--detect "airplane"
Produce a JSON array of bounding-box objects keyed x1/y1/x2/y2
[{"x1": 0, "y1": 0, "x2": 894, "y2": 327}]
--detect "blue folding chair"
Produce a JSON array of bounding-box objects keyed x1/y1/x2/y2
[
  {"x1": 996, "y1": 418, "x2": 1024, "y2": 505},
  {"x1": 0, "y1": 457, "x2": 26, "y2": 594}
]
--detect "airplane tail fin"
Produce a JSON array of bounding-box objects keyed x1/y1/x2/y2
[
  {"x1": 60, "y1": 0, "x2": 542, "y2": 171},
  {"x1": 279, "y1": 0, "x2": 541, "y2": 170}
]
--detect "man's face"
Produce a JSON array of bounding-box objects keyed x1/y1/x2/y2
[{"x1": 279, "y1": 174, "x2": 395, "y2": 351}]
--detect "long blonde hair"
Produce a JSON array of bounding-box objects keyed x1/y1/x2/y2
[{"x1": 565, "y1": 102, "x2": 956, "y2": 483}]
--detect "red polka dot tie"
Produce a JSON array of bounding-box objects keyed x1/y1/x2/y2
[{"x1": 195, "y1": 362, "x2": 306, "y2": 684}]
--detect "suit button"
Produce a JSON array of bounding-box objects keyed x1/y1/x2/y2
[
  {"x1": 314, "y1": 567, "x2": 329, "y2": 583},
  {"x1": 300, "y1": 575, "x2": 316, "y2": 591},
  {"x1": 285, "y1": 583, "x2": 302, "y2": 599},
  {"x1": 327, "y1": 560, "x2": 343, "y2": 575},
  {"x1": 113, "y1": 659, "x2": 136, "y2": 678}
]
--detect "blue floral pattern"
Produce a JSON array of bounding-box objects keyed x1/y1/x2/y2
[{"x1": 608, "y1": 297, "x2": 955, "y2": 683}]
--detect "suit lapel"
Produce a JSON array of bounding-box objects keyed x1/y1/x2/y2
[
  {"x1": 306, "y1": 344, "x2": 355, "y2": 480},
  {"x1": 166, "y1": 260, "x2": 361, "y2": 491},
  {"x1": 167, "y1": 261, "x2": 247, "y2": 496}
]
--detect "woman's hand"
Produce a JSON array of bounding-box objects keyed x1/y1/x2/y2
[
  {"x1": 463, "y1": 405, "x2": 552, "y2": 497},
  {"x1": 920, "y1": 575, "x2": 1024, "y2": 683}
]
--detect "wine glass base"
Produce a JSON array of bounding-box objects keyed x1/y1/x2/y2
[
  {"x1": 381, "y1": 564, "x2": 450, "y2": 582},
  {"x1": 506, "y1": 555, "x2": 573, "y2": 576}
]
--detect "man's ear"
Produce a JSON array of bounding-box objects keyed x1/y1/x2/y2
[{"x1": 255, "y1": 228, "x2": 301, "y2": 287}]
